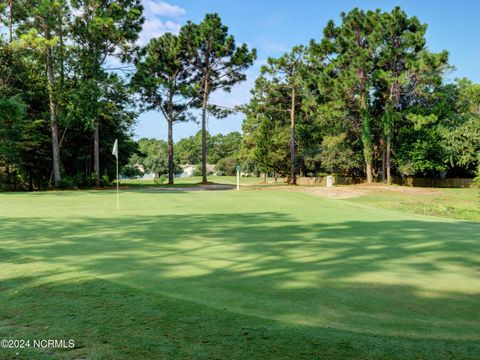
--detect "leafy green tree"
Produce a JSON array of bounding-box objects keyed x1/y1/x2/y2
[
  {"x1": 135, "y1": 138, "x2": 181, "y2": 178},
  {"x1": 0, "y1": 96, "x2": 26, "y2": 187},
  {"x1": 51, "y1": 70, "x2": 138, "y2": 187},
  {"x1": 174, "y1": 130, "x2": 241, "y2": 167},
  {"x1": 317, "y1": 133, "x2": 362, "y2": 175},
  {"x1": 313, "y1": 9, "x2": 382, "y2": 183},
  {"x1": 17, "y1": 0, "x2": 70, "y2": 187},
  {"x1": 1, "y1": 10, "x2": 54, "y2": 190},
  {"x1": 375, "y1": 8, "x2": 448, "y2": 183},
  {"x1": 132, "y1": 32, "x2": 197, "y2": 184},
  {"x1": 216, "y1": 156, "x2": 238, "y2": 176},
  {"x1": 396, "y1": 122, "x2": 446, "y2": 176},
  {"x1": 241, "y1": 92, "x2": 292, "y2": 177},
  {"x1": 394, "y1": 83, "x2": 453, "y2": 177},
  {"x1": 303, "y1": 7, "x2": 450, "y2": 182},
  {"x1": 209, "y1": 131, "x2": 242, "y2": 164},
  {"x1": 1, "y1": 1, "x2": 30, "y2": 44},
  {"x1": 181, "y1": 13, "x2": 256, "y2": 183},
  {"x1": 122, "y1": 151, "x2": 143, "y2": 179},
  {"x1": 174, "y1": 132, "x2": 203, "y2": 165},
  {"x1": 440, "y1": 79, "x2": 480, "y2": 177},
  {"x1": 0, "y1": 0, "x2": 139, "y2": 190},
  {"x1": 70, "y1": 0, "x2": 144, "y2": 186},
  {"x1": 259, "y1": 46, "x2": 306, "y2": 184},
  {"x1": 139, "y1": 139, "x2": 168, "y2": 177}
]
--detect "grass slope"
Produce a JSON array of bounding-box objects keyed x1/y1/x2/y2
[
  {"x1": 346, "y1": 187, "x2": 480, "y2": 222},
  {"x1": 0, "y1": 189, "x2": 479, "y2": 359}
]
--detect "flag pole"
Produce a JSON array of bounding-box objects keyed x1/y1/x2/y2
[
  {"x1": 113, "y1": 139, "x2": 119, "y2": 210},
  {"x1": 116, "y1": 152, "x2": 119, "y2": 210}
]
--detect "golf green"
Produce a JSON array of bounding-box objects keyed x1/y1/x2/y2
[{"x1": 0, "y1": 189, "x2": 479, "y2": 359}]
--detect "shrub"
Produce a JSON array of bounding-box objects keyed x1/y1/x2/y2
[
  {"x1": 193, "y1": 164, "x2": 214, "y2": 176},
  {"x1": 216, "y1": 157, "x2": 237, "y2": 176},
  {"x1": 58, "y1": 176, "x2": 76, "y2": 189},
  {"x1": 154, "y1": 175, "x2": 166, "y2": 184},
  {"x1": 122, "y1": 164, "x2": 143, "y2": 179},
  {"x1": 100, "y1": 173, "x2": 112, "y2": 187},
  {"x1": 471, "y1": 168, "x2": 480, "y2": 188}
]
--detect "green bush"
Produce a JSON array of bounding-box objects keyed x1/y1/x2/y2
[
  {"x1": 193, "y1": 164, "x2": 214, "y2": 176},
  {"x1": 58, "y1": 176, "x2": 76, "y2": 189},
  {"x1": 216, "y1": 157, "x2": 237, "y2": 176},
  {"x1": 154, "y1": 175, "x2": 166, "y2": 184},
  {"x1": 122, "y1": 164, "x2": 143, "y2": 179},
  {"x1": 100, "y1": 173, "x2": 112, "y2": 187},
  {"x1": 471, "y1": 176, "x2": 480, "y2": 188}
]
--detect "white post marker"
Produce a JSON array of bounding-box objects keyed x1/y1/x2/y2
[
  {"x1": 112, "y1": 139, "x2": 119, "y2": 210},
  {"x1": 236, "y1": 165, "x2": 240, "y2": 191},
  {"x1": 326, "y1": 175, "x2": 333, "y2": 188}
]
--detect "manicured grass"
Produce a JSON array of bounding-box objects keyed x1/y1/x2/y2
[
  {"x1": 345, "y1": 187, "x2": 480, "y2": 221},
  {"x1": 0, "y1": 189, "x2": 479, "y2": 359}
]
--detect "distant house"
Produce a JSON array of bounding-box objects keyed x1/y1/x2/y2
[
  {"x1": 142, "y1": 172, "x2": 155, "y2": 179},
  {"x1": 179, "y1": 164, "x2": 196, "y2": 178},
  {"x1": 135, "y1": 164, "x2": 155, "y2": 179},
  {"x1": 179, "y1": 164, "x2": 217, "y2": 177}
]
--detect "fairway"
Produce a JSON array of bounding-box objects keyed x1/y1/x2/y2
[{"x1": 1, "y1": 189, "x2": 479, "y2": 359}]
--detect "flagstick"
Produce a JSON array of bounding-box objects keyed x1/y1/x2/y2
[
  {"x1": 112, "y1": 139, "x2": 120, "y2": 210},
  {"x1": 116, "y1": 153, "x2": 119, "y2": 211}
]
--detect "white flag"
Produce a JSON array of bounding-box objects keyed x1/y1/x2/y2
[{"x1": 112, "y1": 139, "x2": 118, "y2": 158}]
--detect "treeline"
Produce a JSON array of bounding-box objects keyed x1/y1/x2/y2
[
  {"x1": 125, "y1": 131, "x2": 242, "y2": 179},
  {"x1": 1, "y1": 4, "x2": 479, "y2": 190},
  {"x1": 0, "y1": 1, "x2": 254, "y2": 189},
  {"x1": 0, "y1": 0, "x2": 144, "y2": 189},
  {"x1": 241, "y1": 8, "x2": 480, "y2": 184}
]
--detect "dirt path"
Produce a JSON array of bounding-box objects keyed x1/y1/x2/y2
[
  {"x1": 123, "y1": 181, "x2": 441, "y2": 198},
  {"x1": 126, "y1": 184, "x2": 235, "y2": 192},
  {"x1": 250, "y1": 183, "x2": 441, "y2": 199}
]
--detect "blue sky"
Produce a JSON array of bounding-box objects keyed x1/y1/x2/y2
[{"x1": 134, "y1": 0, "x2": 480, "y2": 141}]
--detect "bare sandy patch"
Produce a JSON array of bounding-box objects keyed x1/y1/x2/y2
[
  {"x1": 253, "y1": 183, "x2": 440, "y2": 199},
  {"x1": 125, "y1": 184, "x2": 235, "y2": 192}
]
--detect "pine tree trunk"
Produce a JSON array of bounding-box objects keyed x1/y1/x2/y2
[
  {"x1": 357, "y1": 68, "x2": 373, "y2": 184},
  {"x1": 380, "y1": 138, "x2": 386, "y2": 182},
  {"x1": 94, "y1": 123, "x2": 100, "y2": 187},
  {"x1": 167, "y1": 117, "x2": 174, "y2": 185},
  {"x1": 6, "y1": 165, "x2": 10, "y2": 190},
  {"x1": 386, "y1": 90, "x2": 397, "y2": 186},
  {"x1": 29, "y1": 168, "x2": 33, "y2": 191},
  {"x1": 360, "y1": 101, "x2": 373, "y2": 184},
  {"x1": 201, "y1": 78, "x2": 209, "y2": 184},
  {"x1": 45, "y1": 34, "x2": 61, "y2": 188},
  {"x1": 386, "y1": 140, "x2": 392, "y2": 184},
  {"x1": 364, "y1": 163, "x2": 372, "y2": 183},
  {"x1": 290, "y1": 86, "x2": 296, "y2": 185},
  {"x1": 92, "y1": 45, "x2": 101, "y2": 188}
]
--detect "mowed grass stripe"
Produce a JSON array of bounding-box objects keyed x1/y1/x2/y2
[{"x1": 1, "y1": 190, "x2": 479, "y2": 359}]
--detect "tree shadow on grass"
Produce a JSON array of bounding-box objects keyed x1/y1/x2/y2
[
  {"x1": 0, "y1": 276, "x2": 478, "y2": 360},
  {"x1": 1, "y1": 212, "x2": 479, "y2": 358}
]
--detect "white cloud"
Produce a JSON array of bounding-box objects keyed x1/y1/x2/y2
[
  {"x1": 146, "y1": 0, "x2": 185, "y2": 17},
  {"x1": 139, "y1": 19, "x2": 181, "y2": 44},
  {"x1": 138, "y1": 1, "x2": 185, "y2": 45}
]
